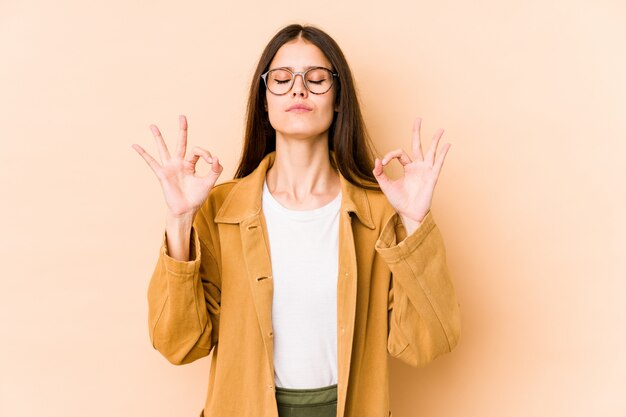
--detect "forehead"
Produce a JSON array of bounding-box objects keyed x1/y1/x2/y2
[{"x1": 269, "y1": 39, "x2": 332, "y2": 70}]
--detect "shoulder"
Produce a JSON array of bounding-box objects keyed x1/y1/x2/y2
[
  {"x1": 342, "y1": 178, "x2": 397, "y2": 229},
  {"x1": 198, "y1": 178, "x2": 245, "y2": 219},
  {"x1": 209, "y1": 179, "x2": 241, "y2": 202},
  {"x1": 353, "y1": 180, "x2": 393, "y2": 213},
  {"x1": 364, "y1": 187, "x2": 396, "y2": 223}
]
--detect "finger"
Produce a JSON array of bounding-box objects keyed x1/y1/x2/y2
[
  {"x1": 209, "y1": 155, "x2": 223, "y2": 174},
  {"x1": 203, "y1": 155, "x2": 223, "y2": 188},
  {"x1": 185, "y1": 147, "x2": 213, "y2": 170},
  {"x1": 426, "y1": 128, "x2": 444, "y2": 165},
  {"x1": 381, "y1": 149, "x2": 412, "y2": 166},
  {"x1": 132, "y1": 144, "x2": 162, "y2": 175},
  {"x1": 149, "y1": 124, "x2": 171, "y2": 161},
  {"x1": 372, "y1": 158, "x2": 392, "y2": 187},
  {"x1": 434, "y1": 143, "x2": 451, "y2": 175},
  {"x1": 411, "y1": 117, "x2": 423, "y2": 160},
  {"x1": 175, "y1": 115, "x2": 188, "y2": 159}
]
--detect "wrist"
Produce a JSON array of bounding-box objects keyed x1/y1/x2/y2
[
  {"x1": 166, "y1": 211, "x2": 195, "y2": 227},
  {"x1": 399, "y1": 212, "x2": 427, "y2": 235},
  {"x1": 165, "y1": 212, "x2": 195, "y2": 244},
  {"x1": 164, "y1": 213, "x2": 194, "y2": 262}
]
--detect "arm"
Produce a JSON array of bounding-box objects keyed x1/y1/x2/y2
[
  {"x1": 376, "y1": 211, "x2": 460, "y2": 367},
  {"x1": 372, "y1": 116, "x2": 458, "y2": 366},
  {"x1": 147, "y1": 209, "x2": 221, "y2": 365},
  {"x1": 133, "y1": 115, "x2": 224, "y2": 365}
]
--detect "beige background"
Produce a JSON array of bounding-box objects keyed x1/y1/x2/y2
[{"x1": 1, "y1": 0, "x2": 625, "y2": 416}]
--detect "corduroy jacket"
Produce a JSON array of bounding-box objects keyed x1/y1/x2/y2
[{"x1": 147, "y1": 151, "x2": 460, "y2": 417}]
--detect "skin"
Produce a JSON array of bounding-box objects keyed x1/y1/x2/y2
[
  {"x1": 264, "y1": 38, "x2": 341, "y2": 211},
  {"x1": 131, "y1": 39, "x2": 450, "y2": 261},
  {"x1": 373, "y1": 117, "x2": 451, "y2": 233}
]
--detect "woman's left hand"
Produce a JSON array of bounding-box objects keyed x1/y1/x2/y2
[{"x1": 373, "y1": 117, "x2": 450, "y2": 231}]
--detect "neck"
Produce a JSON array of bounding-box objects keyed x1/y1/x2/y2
[{"x1": 265, "y1": 132, "x2": 340, "y2": 208}]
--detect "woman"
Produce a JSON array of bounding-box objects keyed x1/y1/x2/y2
[{"x1": 133, "y1": 24, "x2": 460, "y2": 417}]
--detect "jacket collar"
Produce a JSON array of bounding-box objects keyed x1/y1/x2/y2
[{"x1": 214, "y1": 151, "x2": 375, "y2": 229}]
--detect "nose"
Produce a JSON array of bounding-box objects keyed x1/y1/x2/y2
[{"x1": 291, "y1": 73, "x2": 307, "y2": 97}]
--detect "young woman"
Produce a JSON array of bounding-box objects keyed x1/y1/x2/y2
[{"x1": 133, "y1": 24, "x2": 460, "y2": 417}]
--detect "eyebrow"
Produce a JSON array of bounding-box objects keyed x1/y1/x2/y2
[{"x1": 269, "y1": 65, "x2": 329, "y2": 71}]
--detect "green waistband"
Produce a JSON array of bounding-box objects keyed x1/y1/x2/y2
[{"x1": 275, "y1": 384, "x2": 338, "y2": 406}]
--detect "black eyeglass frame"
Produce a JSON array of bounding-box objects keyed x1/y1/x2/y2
[{"x1": 260, "y1": 66, "x2": 339, "y2": 95}]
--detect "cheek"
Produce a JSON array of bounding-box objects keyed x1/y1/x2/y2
[
  {"x1": 266, "y1": 100, "x2": 282, "y2": 129},
  {"x1": 320, "y1": 98, "x2": 336, "y2": 125}
]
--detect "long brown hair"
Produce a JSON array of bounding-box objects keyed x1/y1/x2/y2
[{"x1": 234, "y1": 24, "x2": 379, "y2": 189}]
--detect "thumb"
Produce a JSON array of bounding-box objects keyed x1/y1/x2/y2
[
  {"x1": 373, "y1": 158, "x2": 391, "y2": 188},
  {"x1": 203, "y1": 156, "x2": 223, "y2": 188},
  {"x1": 210, "y1": 156, "x2": 222, "y2": 174}
]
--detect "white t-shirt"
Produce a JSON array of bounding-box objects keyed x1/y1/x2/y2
[{"x1": 262, "y1": 179, "x2": 341, "y2": 389}]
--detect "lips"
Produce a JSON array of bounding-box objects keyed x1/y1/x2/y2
[{"x1": 286, "y1": 104, "x2": 312, "y2": 112}]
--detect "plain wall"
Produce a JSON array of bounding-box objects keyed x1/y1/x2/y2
[{"x1": 1, "y1": 0, "x2": 625, "y2": 416}]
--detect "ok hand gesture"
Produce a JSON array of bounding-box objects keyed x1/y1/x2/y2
[
  {"x1": 132, "y1": 115, "x2": 223, "y2": 220},
  {"x1": 373, "y1": 117, "x2": 450, "y2": 231}
]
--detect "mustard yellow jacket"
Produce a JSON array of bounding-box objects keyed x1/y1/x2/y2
[{"x1": 147, "y1": 152, "x2": 460, "y2": 417}]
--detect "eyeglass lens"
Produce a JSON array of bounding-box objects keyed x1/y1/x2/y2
[{"x1": 266, "y1": 68, "x2": 334, "y2": 95}]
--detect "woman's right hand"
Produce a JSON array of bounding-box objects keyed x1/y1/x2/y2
[{"x1": 132, "y1": 115, "x2": 223, "y2": 220}]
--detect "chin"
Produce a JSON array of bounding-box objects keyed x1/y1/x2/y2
[
  {"x1": 276, "y1": 129, "x2": 328, "y2": 141},
  {"x1": 271, "y1": 119, "x2": 333, "y2": 141}
]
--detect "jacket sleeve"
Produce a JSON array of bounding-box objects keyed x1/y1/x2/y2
[
  {"x1": 147, "y1": 208, "x2": 221, "y2": 365},
  {"x1": 375, "y1": 211, "x2": 460, "y2": 367}
]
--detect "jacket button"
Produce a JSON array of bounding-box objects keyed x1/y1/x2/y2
[{"x1": 268, "y1": 384, "x2": 274, "y2": 390}]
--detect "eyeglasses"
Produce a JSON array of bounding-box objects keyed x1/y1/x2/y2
[{"x1": 261, "y1": 67, "x2": 338, "y2": 95}]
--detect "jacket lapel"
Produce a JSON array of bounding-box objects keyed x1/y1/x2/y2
[
  {"x1": 214, "y1": 154, "x2": 276, "y2": 379},
  {"x1": 336, "y1": 174, "x2": 375, "y2": 417}
]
